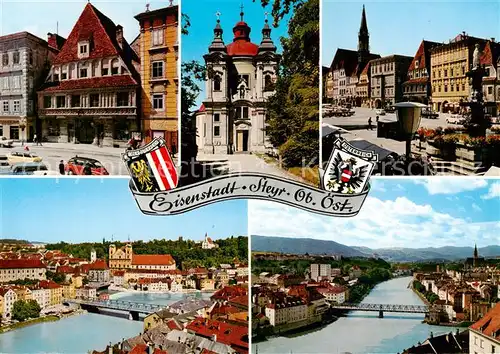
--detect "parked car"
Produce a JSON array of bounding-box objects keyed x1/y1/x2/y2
[
  {"x1": 65, "y1": 157, "x2": 109, "y2": 175},
  {"x1": 385, "y1": 106, "x2": 396, "y2": 113},
  {"x1": 0, "y1": 136, "x2": 14, "y2": 147},
  {"x1": 9, "y1": 162, "x2": 50, "y2": 175},
  {"x1": 421, "y1": 108, "x2": 439, "y2": 119},
  {"x1": 375, "y1": 109, "x2": 386, "y2": 115},
  {"x1": 6, "y1": 150, "x2": 42, "y2": 164},
  {"x1": 446, "y1": 115, "x2": 465, "y2": 125},
  {"x1": 0, "y1": 159, "x2": 10, "y2": 173}
]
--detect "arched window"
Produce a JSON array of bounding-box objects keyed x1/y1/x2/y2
[
  {"x1": 213, "y1": 75, "x2": 221, "y2": 91},
  {"x1": 264, "y1": 75, "x2": 273, "y2": 90}
]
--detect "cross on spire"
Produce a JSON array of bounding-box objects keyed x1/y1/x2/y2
[
  {"x1": 216, "y1": 11, "x2": 221, "y2": 21},
  {"x1": 240, "y1": 3, "x2": 244, "y2": 21},
  {"x1": 264, "y1": 11, "x2": 268, "y2": 23}
]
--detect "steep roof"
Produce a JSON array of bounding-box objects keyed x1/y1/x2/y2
[
  {"x1": 330, "y1": 48, "x2": 380, "y2": 77},
  {"x1": 470, "y1": 303, "x2": 500, "y2": 341},
  {"x1": 0, "y1": 259, "x2": 45, "y2": 269},
  {"x1": 89, "y1": 259, "x2": 108, "y2": 270},
  {"x1": 132, "y1": 254, "x2": 175, "y2": 266},
  {"x1": 407, "y1": 40, "x2": 442, "y2": 73},
  {"x1": 52, "y1": 3, "x2": 121, "y2": 64},
  {"x1": 480, "y1": 41, "x2": 500, "y2": 67},
  {"x1": 40, "y1": 75, "x2": 137, "y2": 92},
  {"x1": 186, "y1": 317, "x2": 248, "y2": 352}
]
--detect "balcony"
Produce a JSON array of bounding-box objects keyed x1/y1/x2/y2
[{"x1": 39, "y1": 106, "x2": 137, "y2": 117}]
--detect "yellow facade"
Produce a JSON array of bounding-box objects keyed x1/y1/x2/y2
[
  {"x1": 0, "y1": 295, "x2": 3, "y2": 316},
  {"x1": 62, "y1": 284, "x2": 76, "y2": 299},
  {"x1": 135, "y1": 6, "x2": 178, "y2": 150},
  {"x1": 72, "y1": 276, "x2": 83, "y2": 289},
  {"x1": 50, "y1": 287, "x2": 63, "y2": 305},
  {"x1": 109, "y1": 244, "x2": 133, "y2": 270},
  {"x1": 144, "y1": 312, "x2": 162, "y2": 331},
  {"x1": 430, "y1": 40, "x2": 473, "y2": 112}
]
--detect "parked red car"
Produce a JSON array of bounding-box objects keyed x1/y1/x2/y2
[{"x1": 65, "y1": 157, "x2": 109, "y2": 175}]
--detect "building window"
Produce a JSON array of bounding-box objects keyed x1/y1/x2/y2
[
  {"x1": 12, "y1": 100, "x2": 20, "y2": 112},
  {"x1": 71, "y1": 95, "x2": 80, "y2": 107},
  {"x1": 462, "y1": 84, "x2": 465, "y2": 91},
  {"x1": 102, "y1": 67, "x2": 109, "y2": 76},
  {"x1": 214, "y1": 113, "x2": 220, "y2": 122},
  {"x1": 236, "y1": 106, "x2": 249, "y2": 119},
  {"x1": 264, "y1": 75, "x2": 274, "y2": 91},
  {"x1": 451, "y1": 85, "x2": 454, "y2": 92},
  {"x1": 152, "y1": 61, "x2": 164, "y2": 79},
  {"x1": 61, "y1": 72, "x2": 67, "y2": 80},
  {"x1": 116, "y1": 92, "x2": 129, "y2": 107},
  {"x1": 152, "y1": 28, "x2": 164, "y2": 46},
  {"x1": 485, "y1": 68, "x2": 490, "y2": 77},
  {"x1": 44, "y1": 96, "x2": 52, "y2": 108},
  {"x1": 2, "y1": 53, "x2": 8, "y2": 66},
  {"x1": 153, "y1": 94, "x2": 164, "y2": 110},
  {"x1": 3, "y1": 101, "x2": 9, "y2": 112},
  {"x1": 213, "y1": 75, "x2": 221, "y2": 91},
  {"x1": 444, "y1": 85, "x2": 448, "y2": 92},
  {"x1": 80, "y1": 68, "x2": 88, "y2": 78},
  {"x1": 451, "y1": 68, "x2": 453, "y2": 77},
  {"x1": 111, "y1": 66, "x2": 119, "y2": 75},
  {"x1": 13, "y1": 51, "x2": 20, "y2": 64},
  {"x1": 79, "y1": 43, "x2": 88, "y2": 57},
  {"x1": 214, "y1": 126, "x2": 220, "y2": 137},
  {"x1": 90, "y1": 94, "x2": 99, "y2": 107},
  {"x1": 56, "y1": 96, "x2": 65, "y2": 108}
]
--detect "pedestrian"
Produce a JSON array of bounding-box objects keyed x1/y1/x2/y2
[
  {"x1": 24, "y1": 145, "x2": 30, "y2": 152},
  {"x1": 59, "y1": 160, "x2": 65, "y2": 175},
  {"x1": 33, "y1": 134, "x2": 37, "y2": 146},
  {"x1": 99, "y1": 132, "x2": 104, "y2": 147},
  {"x1": 368, "y1": 117, "x2": 373, "y2": 130},
  {"x1": 376, "y1": 116, "x2": 379, "y2": 123}
]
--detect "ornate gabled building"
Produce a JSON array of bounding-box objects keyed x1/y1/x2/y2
[
  {"x1": 195, "y1": 9, "x2": 280, "y2": 154},
  {"x1": 134, "y1": 3, "x2": 179, "y2": 152},
  {"x1": 402, "y1": 40, "x2": 442, "y2": 105},
  {"x1": 37, "y1": 3, "x2": 140, "y2": 146},
  {"x1": 108, "y1": 243, "x2": 176, "y2": 271},
  {"x1": 325, "y1": 5, "x2": 380, "y2": 106}
]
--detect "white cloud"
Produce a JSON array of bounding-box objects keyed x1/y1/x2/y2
[
  {"x1": 472, "y1": 203, "x2": 482, "y2": 212},
  {"x1": 414, "y1": 178, "x2": 488, "y2": 195},
  {"x1": 248, "y1": 196, "x2": 500, "y2": 249},
  {"x1": 481, "y1": 182, "x2": 500, "y2": 200}
]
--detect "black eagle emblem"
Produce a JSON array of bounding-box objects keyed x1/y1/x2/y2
[{"x1": 326, "y1": 153, "x2": 369, "y2": 193}]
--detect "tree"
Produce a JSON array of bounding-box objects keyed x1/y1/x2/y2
[
  {"x1": 11, "y1": 300, "x2": 40, "y2": 322},
  {"x1": 264, "y1": 0, "x2": 319, "y2": 168},
  {"x1": 26, "y1": 300, "x2": 41, "y2": 318}
]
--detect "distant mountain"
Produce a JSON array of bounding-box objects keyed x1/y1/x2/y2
[
  {"x1": 251, "y1": 235, "x2": 500, "y2": 262},
  {"x1": 251, "y1": 235, "x2": 366, "y2": 257}
]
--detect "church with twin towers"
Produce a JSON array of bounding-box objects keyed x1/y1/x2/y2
[{"x1": 195, "y1": 6, "x2": 281, "y2": 154}]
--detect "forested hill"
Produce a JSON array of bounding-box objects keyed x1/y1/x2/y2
[{"x1": 45, "y1": 236, "x2": 248, "y2": 269}]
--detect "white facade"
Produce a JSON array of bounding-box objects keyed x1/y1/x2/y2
[
  {"x1": 31, "y1": 288, "x2": 51, "y2": 309},
  {"x1": 321, "y1": 289, "x2": 346, "y2": 303},
  {"x1": 1, "y1": 289, "x2": 17, "y2": 321},
  {"x1": 310, "y1": 264, "x2": 331, "y2": 282},
  {"x1": 0, "y1": 264, "x2": 47, "y2": 283},
  {"x1": 196, "y1": 14, "x2": 279, "y2": 155},
  {"x1": 265, "y1": 302, "x2": 307, "y2": 326},
  {"x1": 76, "y1": 287, "x2": 97, "y2": 299},
  {"x1": 470, "y1": 329, "x2": 499, "y2": 354}
]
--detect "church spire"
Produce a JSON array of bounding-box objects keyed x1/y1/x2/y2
[
  {"x1": 474, "y1": 243, "x2": 478, "y2": 258},
  {"x1": 358, "y1": 4, "x2": 369, "y2": 63},
  {"x1": 259, "y1": 11, "x2": 276, "y2": 52},
  {"x1": 208, "y1": 11, "x2": 226, "y2": 52}
]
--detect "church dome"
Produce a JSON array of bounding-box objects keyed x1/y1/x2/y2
[{"x1": 226, "y1": 13, "x2": 259, "y2": 56}]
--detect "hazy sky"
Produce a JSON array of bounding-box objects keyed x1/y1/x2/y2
[
  {"x1": 322, "y1": 0, "x2": 500, "y2": 66},
  {"x1": 0, "y1": 178, "x2": 248, "y2": 243},
  {"x1": 249, "y1": 178, "x2": 500, "y2": 248},
  {"x1": 182, "y1": 0, "x2": 292, "y2": 109}
]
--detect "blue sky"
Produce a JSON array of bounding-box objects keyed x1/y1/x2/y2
[
  {"x1": 249, "y1": 178, "x2": 500, "y2": 248},
  {"x1": 322, "y1": 0, "x2": 500, "y2": 66},
  {"x1": 182, "y1": 0, "x2": 292, "y2": 109},
  {"x1": 0, "y1": 0, "x2": 174, "y2": 43},
  {"x1": 0, "y1": 178, "x2": 247, "y2": 243}
]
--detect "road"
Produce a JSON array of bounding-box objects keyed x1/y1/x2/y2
[{"x1": 0, "y1": 142, "x2": 175, "y2": 176}]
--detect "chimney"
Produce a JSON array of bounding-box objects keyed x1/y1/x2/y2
[
  {"x1": 47, "y1": 33, "x2": 58, "y2": 50},
  {"x1": 491, "y1": 38, "x2": 496, "y2": 43},
  {"x1": 211, "y1": 334, "x2": 217, "y2": 342},
  {"x1": 107, "y1": 343, "x2": 112, "y2": 354},
  {"x1": 116, "y1": 25, "x2": 124, "y2": 49},
  {"x1": 148, "y1": 343, "x2": 154, "y2": 354}
]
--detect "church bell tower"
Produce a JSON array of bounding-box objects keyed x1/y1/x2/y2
[{"x1": 358, "y1": 4, "x2": 369, "y2": 64}]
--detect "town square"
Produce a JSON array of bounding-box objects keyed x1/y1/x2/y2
[{"x1": 322, "y1": 1, "x2": 500, "y2": 176}]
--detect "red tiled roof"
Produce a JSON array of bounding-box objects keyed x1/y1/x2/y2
[
  {"x1": 39, "y1": 280, "x2": 62, "y2": 290},
  {"x1": 40, "y1": 75, "x2": 137, "y2": 92},
  {"x1": 52, "y1": 3, "x2": 120, "y2": 64},
  {"x1": 0, "y1": 259, "x2": 45, "y2": 269},
  {"x1": 403, "y1": 78, "x2": 428, "y2": 84},
  {"x1": 407, "y1": 40, "x2": 441, "y2": 74},
  {"x1": 0, "y1": 288, "x2": 15, "y2": 296},
  {"x1": 187, "y1": 317, "x2": 248, "y2": 351},
  {"x1": 225, "y1": 21, "x2": 259, "y2": 57},
  {"x1": 201, "y1": 349, "x2": 217, "y2": 354},
  {"x1": 228, "y1": 295, "x2": 248, "y2": 308},
  {"x1": 210, "y1": 303, "x2": 240, "y2": 316},
  {"x1": 361, "y1": 61, "x2": 371, "y2": 76},
  {"x1": 166, "y1": 318, "x2": 182, "y2": 330},
  {"x1": 132, "y1": 254, "x2": 175, "y2": 266},
  {"x1": 89, "y1": 259, "x2": 108, "y2": 270},
  {"x1": 470, "y1": 303, "x2": 500, "y2": 340},
  {"x1": 481, "y1": 41, "x2": 500, "y2": 67},
  {"x1": 129, "y1": 344, "x2": 167, "y2": 354},
  {"x1": 57, "y1": 265, "x2": 76, "y2": 274},
  {"x1": 113, "y1": 270, "x2": 125, "y2": 276},
  {"x1": 188, "y1": 267, "x2": 208, "y2": 275},
  {"x1": 198, "y1": 103, "x2": 206, "y2": 112},
  {"x1": 211, "y1": 286, "x2": 247, "y2": 301}
]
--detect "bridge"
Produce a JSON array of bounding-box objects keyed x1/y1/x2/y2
[
  {"x1": 65, "y1": 298, "x2": 166, "y2": 320},
  {"x1": 329, "y1": 303, "x2": 429, "y2": 318}
]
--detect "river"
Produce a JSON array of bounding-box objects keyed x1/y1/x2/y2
[
  {"x1": 0, "y1": 291, "x2": 213, "y2": 354},
  {"x1": 254, "y1": 276, "x2": 459, "y2": 354}
]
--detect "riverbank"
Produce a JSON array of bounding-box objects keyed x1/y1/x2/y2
[
  {"x1": 109, "y1": 286, "x2": 209, "y2": 298},
  {"x1": 0, "y1": 309, "x2": 86, "y2": 334}
]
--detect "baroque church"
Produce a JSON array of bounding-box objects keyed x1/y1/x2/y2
[{"x1": 196, "y1": 8, "x2": 280, "y2": 154}]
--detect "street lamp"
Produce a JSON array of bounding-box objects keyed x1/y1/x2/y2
[
  {"x1": 394, "y1": 102, "x2": 426, "y2": 160},
  {"x1": 19, "y1": 117, "x2": 27, "y2": 146}
]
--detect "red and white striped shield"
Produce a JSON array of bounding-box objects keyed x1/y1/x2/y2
[
  {"x1": 145, "y1": 145, "x2": 178, "y2": 191},
  {"x1": 341, "y1": 168, "x2": 352, "y2": 183}
]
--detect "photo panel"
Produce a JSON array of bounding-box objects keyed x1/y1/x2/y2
[
  {"x1": 321, "y1": 0, "x2": 500, "y2": 177},
  {"x1": 249, "y1": 177, "x2": 500, "y2": 354},
  {"x1": 0, "y1": 178, "x2": 249, "y2": 354},
  {"x1": 0, "y1": 1, "x2": 179, "y2": 177},
  {"x1": 180, "y1": 0, "x2": 320, "y2": 187}
]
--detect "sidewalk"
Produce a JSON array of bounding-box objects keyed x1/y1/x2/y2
[{"x1": 15, "y1": 142, "x2": 124, "y2": 158}]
